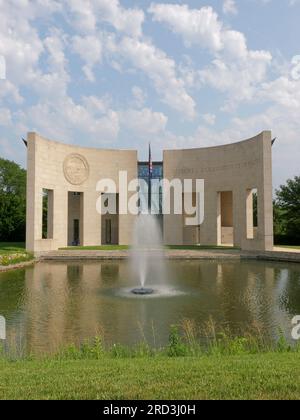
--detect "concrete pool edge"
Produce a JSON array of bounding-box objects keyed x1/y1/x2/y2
[
  {"x1": 35, "y1": 248, "x2": 300, "y2": 264},
  {"x1": 241, "y1": 249, "x2": 300, "y2": 264},
  {"x1": 0, "y1": 259, "x2": 36, "y2": 273},
  {"x1": 1, "y1": 249, "x2": 300, "y2": 271}
]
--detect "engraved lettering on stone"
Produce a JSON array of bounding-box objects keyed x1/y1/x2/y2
[{"x1": 175, "y1": 159, "x2": 260, "y2": 176}]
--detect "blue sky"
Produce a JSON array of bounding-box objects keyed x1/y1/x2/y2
[{"x1": 0, "y1": 0, "x2": 300, "y2": 188}]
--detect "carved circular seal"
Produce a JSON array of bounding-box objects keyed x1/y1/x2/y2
[{"x1": 63, "y1": 154, "x2": 89, "y2": 185}]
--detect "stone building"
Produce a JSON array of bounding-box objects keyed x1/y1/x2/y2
[{"x1": 26, "y1": 131, "x2": 273, "y2": 253}]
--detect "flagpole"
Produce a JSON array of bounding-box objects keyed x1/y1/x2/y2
[{"x1": 148, "y1": 142, "x2": 152, "y2": 213}]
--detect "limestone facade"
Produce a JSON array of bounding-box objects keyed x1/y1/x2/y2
[{"x1": 26, "y1": 131, "x2": 273, "y2": 253}]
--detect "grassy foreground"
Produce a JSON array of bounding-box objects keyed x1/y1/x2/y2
[
  {"x1": 0, "y1": 353, "x2": 299, "y2": 400},
  {"x1": 1, "y1": 325, "x2": 300, "y2": 400},
  {"x1": 0, "y1": 242, "x2": 33, "y2": 267}
]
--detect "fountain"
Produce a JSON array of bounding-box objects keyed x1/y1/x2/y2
[
  {"x1": 130, "y1": 214, "x2": 165, "y2": 296},
  {"x1": 131, "y1": 287, "x2": 154, "y2": 295}
]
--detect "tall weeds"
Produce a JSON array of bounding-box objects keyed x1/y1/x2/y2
[{"x1": 1, "y1": 318, "x2": 299, "y2": 361}]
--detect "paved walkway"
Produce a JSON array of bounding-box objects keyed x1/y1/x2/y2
[
  {"x1": 2, "y1": 248, "x2": 299, "y2": 273},
  {"x1": 274, "y1": 246, "x2": 300, "y2": 253},
  {"x1": 41, "y1": 249, "x2": 241, "y2": 261},
  {"x1": 1, "y1": 248, "x2": 300, "y2": 271}
]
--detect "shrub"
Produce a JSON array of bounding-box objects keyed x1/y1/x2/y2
[{"x1": 167, "y1": 325, "x2": 188, "y2": 357}]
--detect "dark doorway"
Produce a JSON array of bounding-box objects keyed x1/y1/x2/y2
[
  {"x1": 105, "y1": 219, "x2": 112, "y2": 244},
  {"x1": 68, "y1": 192, "x2": 83, "y2": 246},
  {"x1": 101, "y1": 194, "x2": 119, "y2": 245},
  {"x1": 218, "y1": 191, "x2": 234, "y2": 245},
  {"x1": 42, "y1": 189, "x2": 54, "y2": 239},
  {"x1": 73, "y1": 219, "x2": 80, "y2": 245}
]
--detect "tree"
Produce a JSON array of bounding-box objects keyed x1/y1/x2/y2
[
  {"x1": 273, "y1": 200, "x2": 286, "y2": 236},
  {"x1": 275, "y1": 176, "x2": 300, "y2": 241},
  {"x1": 0, "y1": 158, "x2": 26, "y2": 242}
]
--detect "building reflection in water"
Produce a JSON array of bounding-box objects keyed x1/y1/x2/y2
[{"x1": 1, "y1": 260, "x2": 300, "y2": 354}]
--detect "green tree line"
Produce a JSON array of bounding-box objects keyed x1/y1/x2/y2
[
  {"x1": 0, "y1": 158, "x2": 26, "y2": 242},
  {"x1": 0, "y1": 157, "x2": 299, "y2": 244},
  {"x1": 273, "y1": 176, "x2": 300, "y2": 244}
]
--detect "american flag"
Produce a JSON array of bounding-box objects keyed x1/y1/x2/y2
[
  {"x1": 148, "y1": 143, "x2": 152, "y2": 211},
  {"x1": 148, "y1": 143, "x2": 153, "y2": 177}
]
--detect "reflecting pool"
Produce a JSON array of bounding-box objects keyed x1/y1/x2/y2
[{"x1": 0, "y1": 259, "x2": 300, "y2": 354}]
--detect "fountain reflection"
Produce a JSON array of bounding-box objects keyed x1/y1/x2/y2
[{"x1": 1, "y1": 259, "x2": 300, "y2": 354}]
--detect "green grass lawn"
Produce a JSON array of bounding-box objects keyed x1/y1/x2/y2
[
  {"x1": 278, "y1": 245, "x2": 300, "y2": 250},
  {"x1": 0, "y1": 242, "x2": 25, "y2": 254},
  {"x1": 0, "y1": 353, "x2": 299, "y2": 400},
  {"x1": 0, "y1": 242, "x2": 33, "y2": 266}
]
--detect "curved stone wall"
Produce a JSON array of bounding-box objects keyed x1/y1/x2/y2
[
  {"x1": 26, "y1": 131, "x2": 273, "y2": 252},
  {"x1": 26, "y1": 132, "x2": 137, "y2": 252},
  {"x1": 163, "y1": 131, "x2": 273, "y2": 250}
]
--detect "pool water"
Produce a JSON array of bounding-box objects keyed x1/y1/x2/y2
[{"x1": 0, "y1": 259, "x2": 300, "y2": 354}]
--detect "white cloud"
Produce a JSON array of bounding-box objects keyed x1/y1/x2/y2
[
  {"x1": 0, "y1": 1, "x2": 44, "y2": 98},
  {"x1": 66, "y1": 0, "x2": 144, "y2": 37},
  {"x1": 0, "y1": 0, "x2": 299, "y2": 189},
  {"x1": 72, "y1": 35, "x2": 102, "y2": 81},
  {"x1": 0, "y1": 3, "x2": 69, "y2": 104},
  {"x1": 18, "y1": 92, "x2": 168, "y2": 148},
  {"x1": 131, "y1": 86, "x2": 147, "y2": 108},
  {"x1": 149, "y1": 3, "x2": 269, "y2": 59},
  {"x1": 120, "y1": 107, "x2": 168, "y2": 137},
  {"x1": 149, "y1": 4, "x2": 223, "y2": 51},
  {"x1": 199, "y1": 49, "x2": 272, "y2": 111},
  {"x1": 0, "y1": 0, "x2": 176, "y2": 157},
  {"x1": 149, "y1": 3, "x2": 272, "y2": 110},
  {"x1": 259, "y1": 76, "x2": 300, "y2": 108},
  {"x1": 223, "y1": 0, "x2": 238, "y2": 15},
  {"x1": 201, "y1": 113, "x2": 216, "y2": 126},
  {"x1": 94, "y1": 0, "x2": 144, "y2": 38},
  {"x1": 0, "y1": 108, "x2": 12, "y2": 126},
  {"x1": 116, "y1": 37, "x2": 196, "y2": 119},
  {"x1": 29, "y1": 29, "x2": 70, "y2": 101},
  {"x1": 261, "y1": 0, "x2": 300, "y2": 6},
  {"x1": 0, "y1": 80, "x2": 23, "y2": 104},
  {"x1": 0, "y1": 0, "x2": 196, "y2": 144},
  {"x1": 22, "y1": 96, "x2": 120, "y2": 145},
  {"x1": 160, "y1": 86, "x2": 300, "y2": 187},
  {"x1": 66, "y1": 0, "x2": 97, "y2": 33},
  {"x1": 82, "y1": 95, "x2": 112, "y2": 114},
  {"x1": 0, "y1": 54, "x2": 6, "y2": 79}
]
